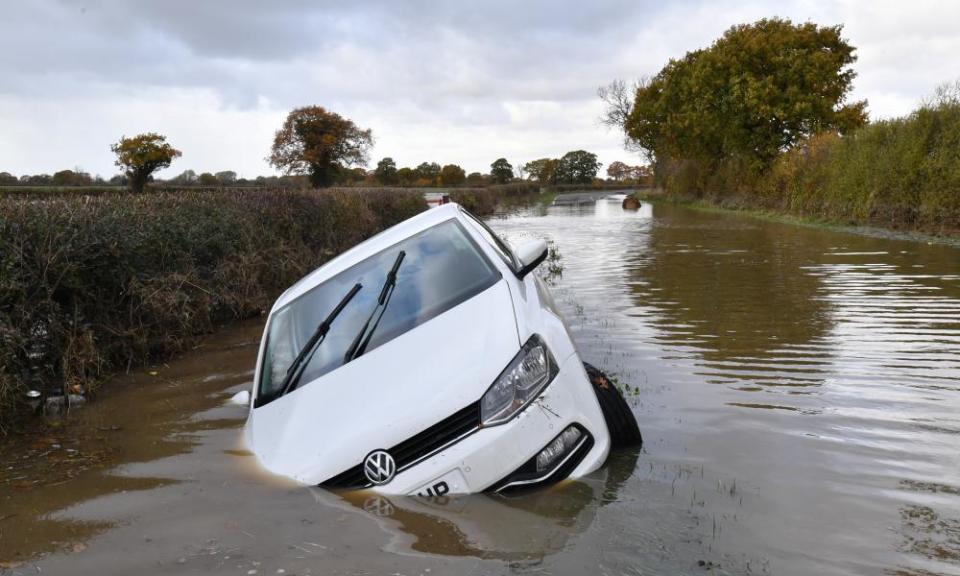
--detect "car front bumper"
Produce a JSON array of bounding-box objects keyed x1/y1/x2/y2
[{"x1": 367, "y1": 354, "x2": 611, "y2": 496}]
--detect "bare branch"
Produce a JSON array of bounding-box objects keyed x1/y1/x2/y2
[{"x1": 598, "y1": 78, "x2": 650, "y2": 158}]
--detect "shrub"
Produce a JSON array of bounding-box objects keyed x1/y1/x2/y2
[
  {"x1": 450, "y1": 188, "x2": 500, "y2": 216},
  {"x1": 658, "y1": 93, "x2": 960, "y2": 235},
  {"x1": 759, "y1": 98, "x2": 960, "y2": 233},
  {"x1": 448, "y1": 182, "x2": 540, "y2": 216},
  {"x1": 0, "y1": 188, "x2": 426, "y2": 424}
]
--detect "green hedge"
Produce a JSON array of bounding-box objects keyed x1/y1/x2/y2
[
  {"x1": 657, "y1": 98, "x2": 960, "y2": 235},
  {"x1": 765, "y1": 100, "x2": 960, "y2": 233},
  {"x1": 0, "y1": 188, "x2": 426, "y2": 424}
]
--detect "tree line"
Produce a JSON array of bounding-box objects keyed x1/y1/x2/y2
[
  {"x1": 3, "y1": 104, "x2": 647, "y2": 193},
  {"x1": 0, "y1": 169, "x2": 124, "y2": 187}
]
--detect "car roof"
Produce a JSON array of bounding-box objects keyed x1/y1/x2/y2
[{"x1": 270, "y1": 202, "x2": 465, "y2": 313}]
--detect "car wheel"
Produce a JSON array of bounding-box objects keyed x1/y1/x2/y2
[{"x1": 583, "y1": 362, "x2": 642, "y2": 447}]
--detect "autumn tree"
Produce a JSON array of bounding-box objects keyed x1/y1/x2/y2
[
  {"x1": 111, "y1": 133, "x2": 182, "y2": 193},
  {"x1": 617, "y1": 18, "x2": 867, "y2": 169},
  {"x1": 439, "y1": 164, "x2": 466, "y2": 187},
  {"x1": 632, "y1": 164, "x2": 653, "y2": 184},
  {"x1": 415, "y1": 162, "x2": 441, "y2": 185},
  {"x1": 490, "y1": 158, "x2": 513, "y2": 184},
  {"x1": 606, "y1": 161, "x2": 631, "y2": 181},
  {"x1": 466, "y1": 172, "x2": 485, "y2": 186},
  {"x1": 21, "y1": 174, "x2": 52, "y2": 185},
  {"x1": 268, "y1": 106, "x2": 373, "y2": 188},
  {"x1": 396, "y1": 167, "x2": 416, "y2": 187},
  {"x1": 52, "y1": 169, "x2": 93, "y2": 186},
  {"x1": 555, "y1": 150, "x2": 601, "y2": 184},
  {"x1": 375, "y1": 157, "x2": 398, "y2": 185},
  {"x1": 523, "y1": 158, "x2": 558, "y2": 184},
  {"x1": 196, "y1": 172, "x2": 217, "y2": 186},
  {"x1": 341, "y1": 167, "x2": 367, "y2": 184}
]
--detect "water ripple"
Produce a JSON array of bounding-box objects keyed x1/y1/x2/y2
[{"x1": 492, "y1": 200, "x2": 960, "y2": 575}]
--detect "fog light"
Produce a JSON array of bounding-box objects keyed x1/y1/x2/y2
[{"x1": 535, "y1": 426, "x2": 583, "y2": 473}]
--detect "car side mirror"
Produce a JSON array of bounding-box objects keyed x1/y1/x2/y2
[
  {"x1": 229, "y1": 390, "x2": 251, "y2": 406},
  {"x1": 514, "y1": 239, "x2": 548, "y2": 279}
]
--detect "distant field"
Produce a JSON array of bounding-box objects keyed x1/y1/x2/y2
[
  {"x1": 0, "y1": 182, "x2": 648, "y2": 197},
  {"x1": 0, "y1": 185, "x2": 127, "y2": 196}
]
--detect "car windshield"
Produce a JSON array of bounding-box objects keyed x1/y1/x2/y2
[{"x1": 256, "y1": 218, "x2": 500, "y2": 406}]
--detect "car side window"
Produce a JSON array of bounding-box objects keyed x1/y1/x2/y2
[{"x1": 461, "y1": 210, "x2": 517, "y2": 271}]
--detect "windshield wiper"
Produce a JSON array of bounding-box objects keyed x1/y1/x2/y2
[
  {"x1": 343, "y1": 250, "x2": 405, "y2": 363},
  {"x1": 276, "y1": 282, "x2": 362, "y2": 399}
]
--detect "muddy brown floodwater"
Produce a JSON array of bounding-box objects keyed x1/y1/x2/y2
[{"x1": 2, "y1": 198, "x2": 960, "y2": 575}]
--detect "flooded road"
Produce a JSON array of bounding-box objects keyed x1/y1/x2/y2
[{"x1": 3, "y1": 198, "x2": 960, "y2": 575}]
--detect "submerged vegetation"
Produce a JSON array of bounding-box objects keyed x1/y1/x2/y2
[{"x1": 0, "y1": 188, "x2": 426, "y2": 426}]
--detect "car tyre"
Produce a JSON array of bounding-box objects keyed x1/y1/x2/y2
[{"x1": 583, "y1": 362, "x2": 642, "y2": 447}]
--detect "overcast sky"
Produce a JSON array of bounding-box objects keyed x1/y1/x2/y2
[{"x1": 1, "y1": 0, "x2": 958, "y2": 179}]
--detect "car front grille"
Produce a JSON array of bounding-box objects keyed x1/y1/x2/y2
[{"x1": 321, "y1": 400, "x2": 481, "y2": 489}]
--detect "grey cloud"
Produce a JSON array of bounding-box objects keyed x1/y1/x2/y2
[
  {"x1": 1, "y1": 0, "x2": 957, "y2": 176},
  {"x1": 2, "y1": 0, "x2": 665, "y2": 107}
]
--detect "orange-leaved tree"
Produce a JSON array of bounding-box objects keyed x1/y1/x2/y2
[
  {"x1": 111, "y1": 133, "x2": 182, "y2": 193},
  {"x1": 269, "y1": 106, "x2": 373, "y2": 188}
]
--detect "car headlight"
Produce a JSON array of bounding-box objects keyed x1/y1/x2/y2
[{"x1": 481, "y1": 334, "x2": 558, "y2": 426}]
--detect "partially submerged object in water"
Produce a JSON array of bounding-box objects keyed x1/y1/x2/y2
[{"x1": 245, "y1": 203, "x2": 640, "y2": 494}]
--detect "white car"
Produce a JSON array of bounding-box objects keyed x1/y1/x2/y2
[{"x1": 245, "y1": 203, "x2": 640, "y2": 495}]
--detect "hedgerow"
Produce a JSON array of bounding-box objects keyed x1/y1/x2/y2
[{"x1": 0, "y1": 188, "x2": 426, "y2": 426}]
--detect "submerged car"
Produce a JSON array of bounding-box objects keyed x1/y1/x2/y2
[{"x1": 245, "y1": 203, "x2": 640, "y2": 495}]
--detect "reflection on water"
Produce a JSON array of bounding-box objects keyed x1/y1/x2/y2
[
  {"x1": 633, "y1": 213, "x2": 835, "y2": 394},
  {"x1": 316, "y1": 448, "x2": 641, "y2": 565},
  {"x1": 325, "y1": 478, "x2": 599, "y2": 563},
  {"x1": 2, "y1": 200, "x2": 959, "y2": 575},
  {"x1": 490, "y1": 200, "x2": 960, "y2": 575}
]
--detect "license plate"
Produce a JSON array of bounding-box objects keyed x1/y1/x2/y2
[{"x1": 410, "y1": 469, "x2": 468, "y2": 497}]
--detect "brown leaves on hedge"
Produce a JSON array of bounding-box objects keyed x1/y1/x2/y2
[{"x1": 0, "y1": 188, "x2": 426, "y2": 422}]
